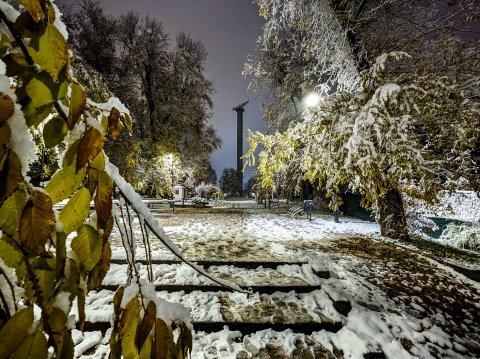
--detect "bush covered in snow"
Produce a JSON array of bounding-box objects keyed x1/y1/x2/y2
[
  {"x1": 195, "y1": 182, "x2": 219, "y2": 199},
  {"x1": 440, "y1": 222, "x2": 480, "y2": 253},
  {"x1": 191, "y1": 197, "x2": 209, "y2": 205}
]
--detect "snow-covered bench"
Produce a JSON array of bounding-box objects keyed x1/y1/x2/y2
[{"x1": 288, "y1": 206, "x2": 304, "y2": 216}]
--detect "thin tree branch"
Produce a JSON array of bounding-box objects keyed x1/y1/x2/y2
[
  {"x1": 0, "y1": 10, "x2": 35, "y2": 66},
  {"x1": 0, "y1": 266, "x2": 17, "y2": 316},
  {"x1": 390, "y1": 9, "x2": 464, "y2": 52}
]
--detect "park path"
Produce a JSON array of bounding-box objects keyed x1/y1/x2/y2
[{"x1": 75, "y1": 205, "x2": 480, "y2": 358}]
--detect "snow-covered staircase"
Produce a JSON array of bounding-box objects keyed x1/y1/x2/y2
[
  {"x1": 76, "y1": 258, "x2": 357, "y2": 358},
  {"x1": 79, "y1": 259, "x2": 344, "y2": 330}
]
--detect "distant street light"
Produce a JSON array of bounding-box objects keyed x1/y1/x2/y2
[
  {"x1": 166, "y1": 154, "x2": 174, "y2": 190},
  {"x1": 303, "y1": 92, "x2": 322, "y2": 108}
]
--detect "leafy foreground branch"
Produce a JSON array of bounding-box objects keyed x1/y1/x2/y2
[{"x1": 0, "y1": 1, "x2": 239, "y2": 357}]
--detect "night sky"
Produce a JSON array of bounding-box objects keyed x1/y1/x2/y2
[{"x1": 57, "y1": 0, "x2": 267, "y2": 183}]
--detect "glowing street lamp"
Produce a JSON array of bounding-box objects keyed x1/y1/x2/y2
[
  {"x1": 303, "y1": 91, "x2": 322, "y2": 108},
  {"x1": 166, "y1": 154, "x2": 174, "y2": 189}
]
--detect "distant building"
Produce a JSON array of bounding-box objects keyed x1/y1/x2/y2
[{"x1": 173, "y1": 185, "x2": 185, "y2": 201}]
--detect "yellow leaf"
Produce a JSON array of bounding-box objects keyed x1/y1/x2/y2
[
  {"x1": 0, "y1": 306, "x2": 34, "y2": 358},
  {"x1": 23, "y1": 101, "x2": 53, "y2": 128},
  {"x1": 0, "y1": 150, "x2": 23, "y2": 203},
  {"x1": 94, "y1": 170, "x2": 112, "y2": 230},
  {"x1": 62, "y1": 140, "x2": 79, "y2": 167},
  {"x1": 19, "y1": 0, "x2": 46, "y2": 22},
  {"x1": 19, "y1": 189, "x2": 55, "y2": 255},
  {"x1": 107, "y1": 107, "x2": 123, "y2": 140},
  {"x1": 71, "y1": 224, "x2": 101, "y2": 272},
  {"x1": 87, "y1": 240, "x2": 111, "y2": 290},
  {"x1": 45, "y1": 164, "x2": 86, "y2": 204},
  {"x1": 29, "y1": 24, "x2": 68, "y2": 82},
  {"x1": 124, "y1": 113, "x2": 133, "y2": 134},
  {"x1": 113, "y1": 287, "x2": 125, "y2": 316},
  {"x1": 0, "y1": 189, "x2": 27, "y2": 239},
  {"x1": 0, "y1": 235, "x2": 23, "y2": 269},
  {"x1": 135, "y1": 301, "x2": 156, "y2": 350},
  {"x1": 120, "y1": 297, "x2": 141, "y2": 359},
  {"x1": 46, "y1": 307, "x2": 68, "y2": 350},
  {"x1": 76, "y1": 127, "x2": 104, "y2": 171},
  {"x1": 25, "y1": 77, "x2": 53, "y2": 108},
  {"x1": 59, "y1": 187, "x2": 91, "y2": 235},
  {"x1": 119, "y1": 297, "x2": 141, "y2": 337},
  {"x1": 155, "y1": 318, "x2": 176, "y2": 359},
  {"x1": 67, "y1": 83, "x2": 86, "y2": 130},
  {"x1": 43, "y1": 115, "x2": 68, "y2": 148},
  {"x1": 0, "y1": 93, "x2": 14, "y2": 123},
  {"x1": 138, "y1": 335, "x2": 152, "y2": 359},
  {"x1": 11, "y1": 323, "x2": 48, "y2": 359},
  {"x1": 90, "y1": 150, "x2": 105, "y2": 170}
]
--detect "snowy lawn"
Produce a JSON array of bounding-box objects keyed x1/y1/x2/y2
[{"x1": 75, "y1": 201, "x2": 480, "y2": 358}]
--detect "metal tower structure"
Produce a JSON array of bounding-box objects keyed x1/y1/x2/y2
[{"x1": 232, "y1": 100, "x2": 249, "y2": 196}]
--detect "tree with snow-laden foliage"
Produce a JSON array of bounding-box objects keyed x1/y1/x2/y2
[
  {"x1": 0, "y1": 1, "x2": 196, "y2": 357},
  {"x1": 244, "y1": 0, "x2": 360, "y2": 130},
  {"x1": 64, "y1": 2, "x2": 222, "y2": 191},
  {"x1": 245, "y1": 0, "x2": 480, "y2": 239},
  {"x1": 246, "y1": 0, "x2": 480, "y2": 132},
  {"x1": 245, "y1": 52, "x2": 480, "y2": 240}
]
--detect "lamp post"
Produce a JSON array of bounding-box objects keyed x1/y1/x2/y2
[{"x1": 166, "y1": 154, "x2": 173, "y2": 198}]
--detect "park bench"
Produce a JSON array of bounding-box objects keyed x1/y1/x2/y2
[{"x1": 288, "y1": 206, "x2": 304, "y2": 216}]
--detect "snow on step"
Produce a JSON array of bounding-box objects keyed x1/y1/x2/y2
[
  {"x1": 74, "y1": 288, "x2": 343, "y2": 326},
  {"x1": 103, "y1": 262, "x2": 322, "y2": 287}
]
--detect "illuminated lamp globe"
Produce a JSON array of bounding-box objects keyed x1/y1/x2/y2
[{"x1": 303, "y1": 92, "x2": 322, "y2": 108}]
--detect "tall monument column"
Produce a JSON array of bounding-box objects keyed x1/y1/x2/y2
[{"x1": 232, "y1": 101, "x2": 248, "y2": 196}]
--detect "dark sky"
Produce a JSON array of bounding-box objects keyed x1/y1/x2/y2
[{"x1": 57, "y1": 0, "x2": 266, "y2": 183}]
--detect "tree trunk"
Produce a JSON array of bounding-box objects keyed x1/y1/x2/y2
[{"x1": 377, "y1": 188, "x2": 410, "y2": 240}]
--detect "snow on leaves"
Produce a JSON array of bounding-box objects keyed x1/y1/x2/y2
[
  {"x1": 246, "y1": 52, "x2": 480, "y2": 236},
  {"x1": 245, "y1": 0, "x2": 360, "y2": 128},
  {"x1": 0, "y1": 1, "x2": 193, "y2": 358}
]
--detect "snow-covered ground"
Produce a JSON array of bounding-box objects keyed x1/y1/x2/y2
[
  {"x1": 75, "y1": 200, "x2": 480, "y2": 358},
  {"x1": 109, "y1": 208, "x2": 379, "y2": 261}
]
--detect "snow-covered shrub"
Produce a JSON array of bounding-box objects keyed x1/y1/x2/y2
[
  {"x1": 441, "y1": 222, "x2": 480, "y2": 252},
  {"x1": 195, "y1": 181, "x2": 219, "y2": 199},
  {"x1": 403, "y1": 196, "x2": 438, "y2": 240},
  {"x1": 191, "y1": 197, "x2": 209, "y2": 205}
]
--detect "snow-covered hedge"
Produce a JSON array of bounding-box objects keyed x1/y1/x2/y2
[{"x1": 440, "y1": 222, "x2": 480, "y2": 253}]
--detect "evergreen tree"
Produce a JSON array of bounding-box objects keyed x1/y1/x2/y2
[{"x1": 219, "y1": 168, "x2": 240, "y2": 195}]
